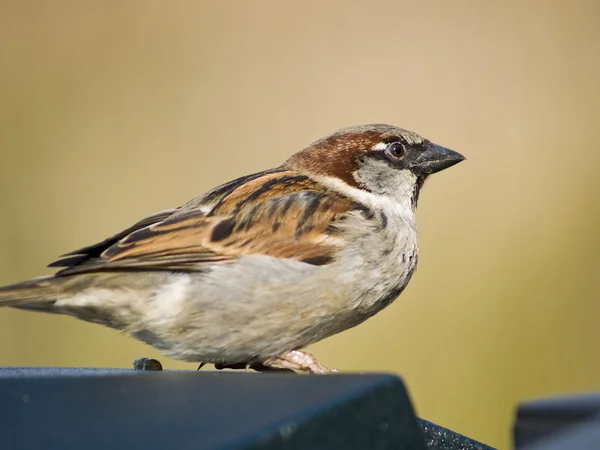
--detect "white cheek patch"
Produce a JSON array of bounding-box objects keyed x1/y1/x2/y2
[
  {"x1": 328, "y1": 156, "x2": 418, "y2": 212},
  {"x1": 315, "y1": 175, "x2": 415, "y2": 219}
]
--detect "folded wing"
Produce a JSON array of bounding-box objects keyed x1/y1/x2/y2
[{"x1": 51, "y1": 170, "x2": 357, "y2": 275}]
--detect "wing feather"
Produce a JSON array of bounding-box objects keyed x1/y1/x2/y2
[{"x1": 53, "y1": 172, "x2": 357, "y2": 276}]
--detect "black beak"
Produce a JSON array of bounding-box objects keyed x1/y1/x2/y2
[{"x1": 413, "y1": 142, "x2": 465, "y2": 175}]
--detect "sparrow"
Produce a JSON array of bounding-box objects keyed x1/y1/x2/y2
[{"x1": 0, "y1": 124, "x2": 464, "y2": 374}]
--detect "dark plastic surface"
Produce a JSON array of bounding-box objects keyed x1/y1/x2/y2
[
  {"x1": 518, "y1": 417, "x2": 600, "y2": 450},
  {"x1": 514, "y1": 392, "x2": 600, "y2": 448},
  {"x1": 0, "y1": 368, "x2": 426, "y2": 450}
]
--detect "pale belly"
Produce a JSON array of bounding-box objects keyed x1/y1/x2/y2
[{"x1": 133, "y1": 217, "x2": 419, "y2": 364}]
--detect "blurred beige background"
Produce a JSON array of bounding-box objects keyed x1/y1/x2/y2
[{"x1": 0, "y1": 1, "x2": 599, "y2": 447}]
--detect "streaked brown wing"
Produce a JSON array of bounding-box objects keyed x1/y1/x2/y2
[
  {"x1": 49, "y1": 168, "x2": 296, "y2": 270},
  {"x1": 48, "y1": 208, "x2": 179, "y2": 268},
  {"x1": 55, "y1": 172, "x2": 356, "y2": 276}
]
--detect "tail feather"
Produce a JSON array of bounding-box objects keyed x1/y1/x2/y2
[{"x1": 0, "y1": 276, "x2": 58, "y2": 307}]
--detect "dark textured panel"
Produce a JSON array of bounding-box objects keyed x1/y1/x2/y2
[{"x1": 419, "y1": 419, "x2": 495, "y2": 450}]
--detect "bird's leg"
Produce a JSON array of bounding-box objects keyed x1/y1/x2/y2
[
  {"x1": 247, "y1": 362, "x2": 296, "y2": 373},
  {"x1": 213, "y1": 361, "x2": 295, "y2": 373},
  {"x1": 214, "y1": 362, "x2": 248, "y2": 370},
  {"x1": 264, "y1": 350, "x2": 338, "y2": 374}
]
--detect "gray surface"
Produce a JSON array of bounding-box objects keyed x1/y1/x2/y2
[
  {"x1": 520, "y1": 418, "x2": 600, "y2": 450},
  {"x1": 0, "y1": 366, "x2": 137, "y2": 377}
]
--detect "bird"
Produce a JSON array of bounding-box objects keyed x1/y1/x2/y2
[{"x1": 0, "y1": 124, "x2": 464, "y2": 374}]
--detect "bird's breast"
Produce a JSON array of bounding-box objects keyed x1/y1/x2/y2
[{"x1": 334, "y1": 203, "x2": 419, "y2": 320}]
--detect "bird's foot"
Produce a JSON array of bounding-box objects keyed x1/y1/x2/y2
[
  {"x1": 264, "y1": 350, "x2": 338, "y2": 374},
  {"x1": 211, "y1": 361, "x2": 295, "y2": 373},
  {"x1": 133, "y1": 357, "x2": 163, "y2": 371},
  {"x1": 204, "y1": 350, "x2": 335, "y2": 374}
]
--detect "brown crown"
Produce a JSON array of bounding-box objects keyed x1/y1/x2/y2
[{"x1": 284, "y1": 124, "x2": 423, "y2": 187}]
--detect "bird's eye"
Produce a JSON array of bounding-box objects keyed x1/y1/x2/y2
[{"x1": 385, "y1": 142, "x2": 406, "y2": 158}]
